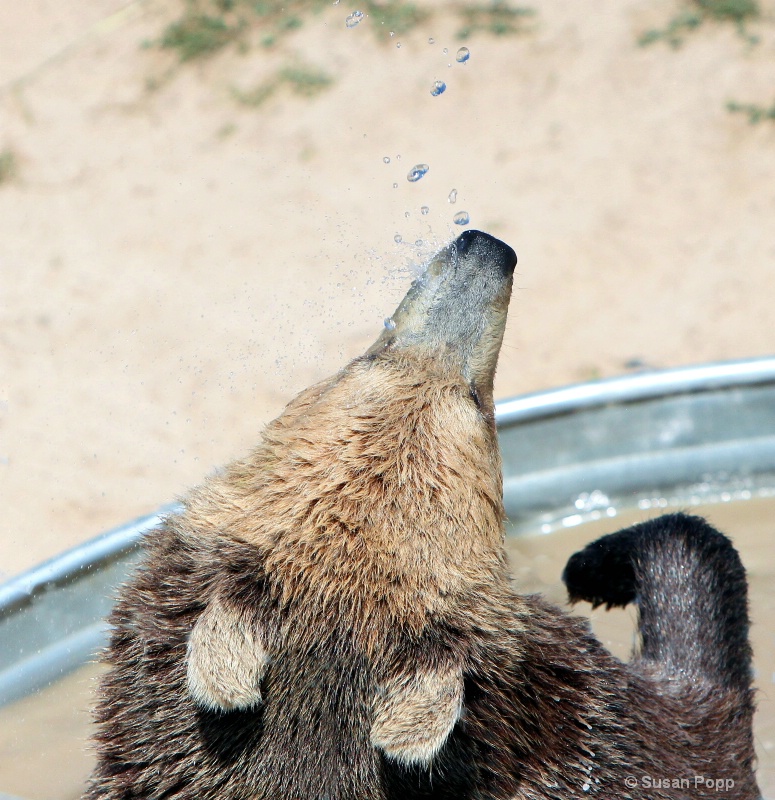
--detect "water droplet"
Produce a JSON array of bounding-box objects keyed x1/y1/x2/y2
[
  {"x1": 333, "y1": 0, "x2": 340, "y2": 4},
  {"x1": 383, "y1": 156, "x2": 390, "y2": 164},
  {"x1": 384, "y1": 317, "x2": 396, "y2": 330},
  {"x1": 453, "y1": 211, "x2": 470, "y2": 225},
  {"x1": 345, "y1": 10, "x2": 364, "y2": 27},
  {"x1": 415, "y1": 239, "x2": 423, "y2": 246},
  {"x1": 430, "y1": 80, "x2": 446, "y2": 96},
  {"x1": 392, "y1": 182, "x2": 398, "y2": 188},
  {"x1": 395, "y1": 154, "x2": 401, "y2": 160},
  {"x1": 442, "y1": 47, "x2": 448, "y2": 54},
  {"x1": 396, "y1": 42, "x2": 401, "y2": 48},
  {"x1": 448, "y1": 188, "x2": 457, "y2": 203},
  {"x1": 394, "y1": 234, "x2": 402, "y2": 243},
  {"x1": 428, "y1": 37, "x2": 435, "y2": 44},
  {"x1": 420, "y1": 205, "x2": 429, "y2": 215},
  {"x1": 407, "y1": 163, "x2": 429, "y2": 182},
  {"x1": 389, "y1": 30, "x2": 395, "y2": 36},
  {"x1": 456, "y1": 47, "x2": 470, "y2": 63},
  {"x1": 404, "y1": 211, "x2": 410, "y2": 218}
]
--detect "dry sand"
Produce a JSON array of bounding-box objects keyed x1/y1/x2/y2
[{"x1": 1, "y1": 0, "x2": 775, "y2": 577}]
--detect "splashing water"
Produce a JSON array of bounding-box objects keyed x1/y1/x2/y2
[
  {"x1": 407, "y1": 164, "x2": 429, "y2": 182},
  {"x1": 345, "y1": 11, "x2": 363, "y2": 28},
  {"x1": 430, "y1": 80, "x2": 446, "y2": 97},
  {"x1": 384, "y1": 317, "x2": 396, "y2": 330},
  {"x1": 448, "y1": 188, "x2": 457, "y2": 203},
  {"x1": 456, "y1": 47, "x2": 470, "y2": 63},
  {"x1": 453, "y1": 211, "x2": 470, "y2": 225}
]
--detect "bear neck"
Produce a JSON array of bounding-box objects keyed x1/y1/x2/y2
[{"x1": 184, "y1": 356, "x2": 511, "y2": 644}]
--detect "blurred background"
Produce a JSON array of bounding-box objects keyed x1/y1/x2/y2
[{"x1": 1, "y1": 0, "x2": 774, "y2": 575}]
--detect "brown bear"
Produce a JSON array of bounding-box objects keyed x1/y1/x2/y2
[{"x1": 84, "y1": 230, "x2": 758, "y2": 800}]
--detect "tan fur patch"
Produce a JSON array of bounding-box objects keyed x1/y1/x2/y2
[
  {"x1": 371, "y1": 665, "x2": 463, "y2": 766},
  {"x1": 186, "y1": 595, "x2": 267, "y2": 712},
  {"x1": 182, "y1": 354, "x2": 513, "y2": 653}
]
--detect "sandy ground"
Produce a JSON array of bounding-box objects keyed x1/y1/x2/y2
[{"x1": 1, "y1": 0, "x2": 775, "y2": 578}]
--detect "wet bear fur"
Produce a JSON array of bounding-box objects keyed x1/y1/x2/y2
[{"x1": 84, "y1": 231, "x2": 758, "y2": 800}]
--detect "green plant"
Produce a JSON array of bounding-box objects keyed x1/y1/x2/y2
[
  {"x1": 156, "y1": 0, "x2": 538, "y2": 63},
  {"x1": 152, "y1": 0, "x2": 539, "y2": 107},
  {"x1": 696, "y1": 0, "x2": 758, "y2": 22},
  {"x1": 727, "y1": 99, "x2": 775, "y2": 123},
  {"x1": 0, "y1": 150, "x2": 17, "y2": 185},
  {"x1": 280, "y1": 65, "x2": 333, "y2": 97},
  {"x1": 158, "y1": 0, "x2": 330, "y2": 61},
  {"x1": 233, "y1": 63, "x2": 333, "y2": 107},
  {"x1": 638, "y1": 11, "x2": 702, "y2": 47},
  {"x1": 639, "y1": 0, "x2": 759, "y2": 47},
  {"x1": 456, "y1": 1, "x2": 535, "y2": 40},
  {"x1": 161, "y1": 12, "x2": 244, "y2": 61},
  {"x1": 364, "y1": 0, "x2": 429, "y2": 37}
]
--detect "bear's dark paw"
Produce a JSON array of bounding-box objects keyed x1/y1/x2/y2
[
  {"x1": 186, "y1": 596, "x2": 267, "y2": 712},
  {"x1": 371, "y1": 666, "x2": 463, "y2": 767},
  {"x1": 562, "y1": 529, "x2": 640, "y2": 609}
]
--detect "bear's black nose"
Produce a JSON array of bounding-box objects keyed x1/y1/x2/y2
[
  {"x1": 454, "y1": 229, "x2": 480, "y2": 256},
  {"x1": 454, "y1": 230, "x2": 517, "y2": 276}
]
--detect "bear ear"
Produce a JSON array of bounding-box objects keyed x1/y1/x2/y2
[
  {"x1": 371, "y1": 665, "x2": 463, "y2": 766},
  {"x1": 186, "y1": 596, "x2": 268, "y2": 712}
]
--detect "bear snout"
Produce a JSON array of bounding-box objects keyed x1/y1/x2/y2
[{"x1": 454, "y1": 229, "x2": 517, "y2": 277}]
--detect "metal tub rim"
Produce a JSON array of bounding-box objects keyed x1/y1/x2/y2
[{"x1": 496, "y1": 354, "x2": 775, "y2": 426}]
